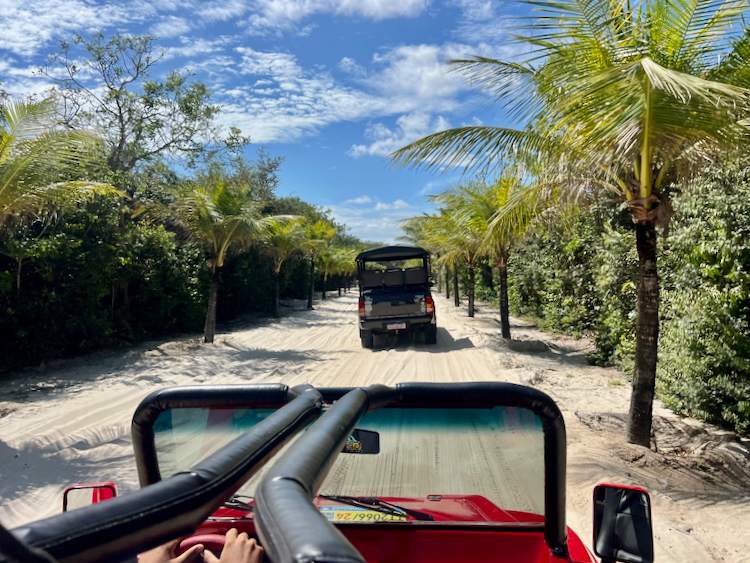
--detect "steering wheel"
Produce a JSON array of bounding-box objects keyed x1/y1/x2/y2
[{"x1": 178, "y1": 534, "x2": 226, "y2": 557}]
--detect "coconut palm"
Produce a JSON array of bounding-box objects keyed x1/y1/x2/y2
[
  {"x1": 432, "y1": 186, "x2": 491, "y2": 318},
  {"x1": 1, "y1": 97, "x2": 114, "y2": 222},
  {"x1": 331, "y1": 246, "x2": 358, "y2": 296},
  {"x1": 302, "y1": 219, "x2": 336, "y2": 309},
  {"x1": 393, "y1": 0, "x2": 750, "y2": 446},
  {"x1": 264, "y1": 217, "x2": 305, "y2": 317},
  {"x1": 173, "y1": 175, "x2": 282, "y2": 343},
  {"x1": 451, "y1": 178, "x2": 533, "y2": 338}
]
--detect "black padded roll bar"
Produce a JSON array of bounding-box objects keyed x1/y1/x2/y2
[
  {"x1": 255, "y1": 385, "x2": 395, "y2": 563},
  {"x1": 255, "y1": 382, "x2": 568, "y2": 561},
  {"x1": 7, "y1": 385, "x2": 323, "y2": 563},
  {"x1": 132, "y1": 383, "x2": 297, "y2": 486}
]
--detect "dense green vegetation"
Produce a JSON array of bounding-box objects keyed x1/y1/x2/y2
[
  {"x1": 0, "y1": 34, "x2": 362, "y2": 372},
  {"x1": 405, "y1": 163, "x2": 750, "y2": 436},
  {"x1": 396, "y1": 0, "x2": 750, "y2": 444}
]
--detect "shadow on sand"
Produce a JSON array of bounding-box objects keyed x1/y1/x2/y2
[{"x1": 370, "y1": 327, "x2": 474, "y2": 353}]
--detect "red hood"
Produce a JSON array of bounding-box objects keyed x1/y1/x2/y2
[{"x1": 315, "y1": 495, "x2": 545, "y2": 524}]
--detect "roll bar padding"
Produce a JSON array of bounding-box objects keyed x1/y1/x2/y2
[
  {"x1": 255, "y1": 385, "x2": 395, "y2": 563},
  {"x1": 9, "y1": 385, "x2": 322, "y2": 563}
]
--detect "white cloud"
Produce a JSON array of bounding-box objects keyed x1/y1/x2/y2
[
  {"x1": 375, "y1": 199, "x2": 410, "y2": 210},
  {"x1": 0, "y1": 0, "x2": 134, "y2": 56},
  {"x1": 197, "y1": 0, "x2": 248, "y2": 22},
  {"x1": 162, "y1": 37, "x2": 234, "y2": 60},
  {"x1": 214, "y1": 47, "x2": 382, "y2": 142},
  {"x1": 211, "y1": 41, "x2": 490, "y2": 145},
  {"x1": 150, "y1": 15, "x2": 191, "y2": 38},
  {"x1": 236, "y1": 47, "x2": 302, "y2": 79},
  {"x1": 245, "y1": 0, "x2": 429, "y2": 34},
  {"x1": 350, "y1": 112, "x2": 450, "y2": 157},
  {"x1": 345, "y1": 195, "x2": 374, "y2": 205},
  {"x1": 365, "y1": 43, "x2": 482, "y2": 114},
  {"x1": 328, "y1": 199, "x2": 419, "y2": 243},
  {"x1": 338, "y1": 57, "x2": 366, "y2": 76}
]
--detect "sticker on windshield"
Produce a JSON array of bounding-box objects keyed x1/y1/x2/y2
[{"x1": 319, "y1": 506, "x2": 407, "y2": 522}]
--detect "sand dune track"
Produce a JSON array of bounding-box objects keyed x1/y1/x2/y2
[{"x1": 1, "y1": 293, "x2": 748, "y2": 562}]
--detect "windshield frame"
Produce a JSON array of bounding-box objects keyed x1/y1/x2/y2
[{"x1": 131, "y1": 383, "x2": 304, "y2": 485}]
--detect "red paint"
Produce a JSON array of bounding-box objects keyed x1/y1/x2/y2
[
  {"x1": 194, "y1": 495, "x2": 599, "y2": 562},
  {"x1": 62, "y1": 482, "x2": 117, "y2": 511}
]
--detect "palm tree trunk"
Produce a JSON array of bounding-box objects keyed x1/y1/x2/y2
[
  {"x1": 273, "y1": 272, "x2": 281, "y2": 318},
  {"x1": 445, "y1": 266, "x2": 451, "y2": 300},
  {"x1": 307, "y1": 256, "x2": 315, "y2": 310},
  {"x1": 204, "y1": 267, "x2": 220, "y2": 344},
  {"x1": 15, "y1": 257, "x2": 22, "y2": 302},
  {"x1": 627, "y1": 222, "x2": 659, "y2": 447},
  {"x1": 453, "y1": 267, "x2": 459, "y2": 307},
  {"x1": 467, "y1": 264, "x2": 475, "y2": 318},
  {"x1": 498, "y1": 256, "x2": 511, "y2": 339},
  {"x1": 322, "y1": 273, "x2": 328, "y2": 300}
]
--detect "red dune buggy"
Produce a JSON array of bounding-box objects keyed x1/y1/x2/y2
[{"x1": 0, "y1": 383, "x2": 654, "y2": 563}]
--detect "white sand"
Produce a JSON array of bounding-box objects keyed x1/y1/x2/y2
[{"x1": 1, "y1": 293, "x2": 749, "y2": 561}]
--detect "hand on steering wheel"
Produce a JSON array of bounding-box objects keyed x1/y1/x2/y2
[
  {"x1": 201, "y1": 529, "x2": 264, "y2": 563},
  {"x1": 138, "y1": 538, "x2": 204, "y2": 563}
]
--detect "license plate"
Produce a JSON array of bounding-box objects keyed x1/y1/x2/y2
[
  {"x1": 387, "y1": 322, "x2": 406, "y2": 330},
  {"x1": 320, "y1": 507, "x2": 406, "y2": 522}
]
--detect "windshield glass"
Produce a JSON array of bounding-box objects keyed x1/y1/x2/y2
[
  {"x1": 154, "y1": 404, "x2": 545, "y2": 522},
  {"x1": 154, "y1": 407, "x2": 276, "y2": 480},
  {"x1": 320, "y1": 407, "x2": 544, "y2": 521},
  {"x1": 363, "y1": 258, "x2": 424, "y2": 271}
]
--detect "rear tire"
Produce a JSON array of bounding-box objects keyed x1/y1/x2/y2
[
  {"x1": 361, "y1": 331, "x2": 374, "y2": 349},
  {"x1": 425, "y1": 325, "x2": 437, "y2": 345}
]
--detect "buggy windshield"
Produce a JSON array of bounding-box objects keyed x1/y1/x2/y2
[{"x1": 153, "y1": 403, "x2": 545, "y2": 520}]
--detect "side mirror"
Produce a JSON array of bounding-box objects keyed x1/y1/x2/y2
[
  {"x1": 63, "y1": 482, "x2": 117, "y2": 512},
  {"x1": 342, "y1": 429, "x2": 380, "y2": 454},
  {"x1": 593, "y1": 484, "x2": 654, "y2": 563}
]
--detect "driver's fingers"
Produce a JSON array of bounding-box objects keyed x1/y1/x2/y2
[
  {"x1": 173, "y1": 544, "x2": 204, "y2": 563},
  {"x1": 164, "y1": 538, "x2": 182, "y2": 556},
  {"x1": 201, "y1": 550, "x2": 220, "y2": 563},
  {"x1": 249, "y1": 542, "x2": 264, "y2": 563},
  {"x1": 225, "y1": 528, "x2": 239, "y2": 543}
]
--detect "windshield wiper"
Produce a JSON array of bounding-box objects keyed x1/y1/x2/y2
[{"x1": 320, "y1": 494, "x2": 434, "y2": 521}]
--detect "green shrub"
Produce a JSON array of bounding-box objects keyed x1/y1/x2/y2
[{"x1": 658, "y1": 162, "x2": 750, "y2": 434}]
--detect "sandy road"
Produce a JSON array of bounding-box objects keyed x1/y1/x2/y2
[{"x1": 1, "y1": 293, "x2": 749, "y2": 561}]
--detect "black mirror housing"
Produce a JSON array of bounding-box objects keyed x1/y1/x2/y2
[
  {"x1": 593, "y1": 484, "x2": 654, "y2": 563},
  {"x1": 342, "y1": 429, "x2": 380, "y2": 454}
]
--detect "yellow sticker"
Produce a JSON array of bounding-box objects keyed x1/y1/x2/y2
[{"x1": 320, "y1": 507, "x2": 407, "y2": 522}]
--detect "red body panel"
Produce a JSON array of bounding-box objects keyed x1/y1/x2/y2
[{"x1": 197, "y1": 495, "x2": 597, "y2": 563}]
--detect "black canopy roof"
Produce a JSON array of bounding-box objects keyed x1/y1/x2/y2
[{"x1": 355, "y1": 245, "x2": 429, "y2": 262}]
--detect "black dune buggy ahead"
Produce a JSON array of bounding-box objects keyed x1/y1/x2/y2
[{"x1": 355, "y1": 246, "x2": 437, "y2": 348}]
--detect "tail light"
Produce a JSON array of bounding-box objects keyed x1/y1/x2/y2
[
  {"x1": 358, "y1": 297, "x2": 366, "y2": 318},
  {"x1": 425, "y1": 295, "x2": 434, "y2": 316}
]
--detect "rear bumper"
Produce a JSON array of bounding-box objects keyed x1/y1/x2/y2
[{"x1": 359, "y1": 315, "x2": 435, "y2": 333}]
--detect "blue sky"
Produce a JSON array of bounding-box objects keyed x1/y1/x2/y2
[{"x1": 0, "y1": 0, "x2": 526, "y2": 242}]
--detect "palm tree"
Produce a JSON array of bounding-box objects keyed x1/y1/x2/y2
[
  {"x1": 264, "y1": 218, "x2": 304, "y2": 317},
  {"x1": 173, "y1": 174, "x2": 280, "y2": 343},
  {"x1": 439, "y1": 178, "x2": 535, "y2": 339},
  {"x1": 302, "y1": 219, "x2": 336, "y2": 309},
  {"x1": 393, "y1": 0, "x2": 750, "y2": 446},
  {"x1": 330, "y1": 246, "x2": 358, "y2": 297},
  {"x1": 403, "y1": 213, "x2": 463, "y2": 306},
  {"x1": 1, "y1": 97, "x2": 114, "y2": 222},
  {"x1": 431, "y1": 187, "x2": 488, "y2": 318}
]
